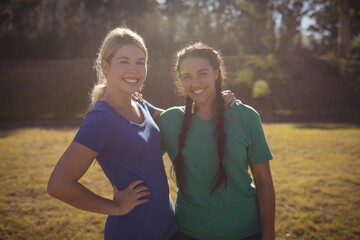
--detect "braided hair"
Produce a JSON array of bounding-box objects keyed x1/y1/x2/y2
[{"x1": 173, "y1": 42, "x2": 227, "y2": 195}]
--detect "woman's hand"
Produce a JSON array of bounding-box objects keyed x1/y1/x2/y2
[
  {"x1": 131, "y1": 92, "x2": 144, "y2": 102},
  {"x1": 222, "y1": 90, "x2": 241, "y2": 107},
  {"x1": 113, "y1": 180, "x2": 150, "y2": 215}
]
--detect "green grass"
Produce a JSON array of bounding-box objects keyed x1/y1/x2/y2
[{"x1": 0, "y1": 124, "x2": 359, "y2": 239}]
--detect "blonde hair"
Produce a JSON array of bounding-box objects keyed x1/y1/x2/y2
[{"x1": 91, "y1": 27, "x2": 148, "y2": 107}]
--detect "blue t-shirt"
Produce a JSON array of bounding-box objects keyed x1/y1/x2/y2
[{"x1": 74, "y1": 100, "x2": 177, "y2": 240}]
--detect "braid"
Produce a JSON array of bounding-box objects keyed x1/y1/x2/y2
[
  {"x1": 212, "y1": 78, "x2": 227, "y2": 193},
  {"x1": 174, "y1": 42, "x2": 228, "y2": 195},
  {"x1": 173, "y1": 96, "x2": 193, "y2": 196}
]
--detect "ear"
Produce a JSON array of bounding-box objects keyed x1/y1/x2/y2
[{"x1": 101, "y1": 60, "x2": 110, "y2": 76}]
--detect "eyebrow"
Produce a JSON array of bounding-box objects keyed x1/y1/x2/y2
[
  {"x1": 115, "y1": 56, "x2": 145, "y2": 61},
  {"x1": 197, "y1": 68, "x2": 209, "y2": 73},
  {"x1": 179, "y1": 73, "x2": 190, "y2": 78},
  {"x1": 180, "y1": 68, "x2": 209, "y2": 77}
]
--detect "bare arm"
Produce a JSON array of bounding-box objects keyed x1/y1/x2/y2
[
  {"x1": 131, "y1": 92, "x2": 164, "y2": 120},
  {"x1": 152, "y1": 108, "x2": 164, "y2": 120},
  {"x1": 47, "y1": 141, "x2": 149, "y2": 216},
  {"x1": 133, "y1": 90, "x2": 238, "y2": 120},
  {"x1": 250, "y1": 161, "x2": 275, "y2": 240}
]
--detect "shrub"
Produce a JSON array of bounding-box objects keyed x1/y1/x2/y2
[
  {"x1": 253, "y1": 80, "x2": 270, "y2": 98},
  {"x1": 234, "y1": 68, "x2": 254, "y2": 87}
]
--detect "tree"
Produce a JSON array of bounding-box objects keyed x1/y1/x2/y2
[
  {"x1": 236, "y1": 0, "x2": 276, "y2": 54},
  {"x1": 275, "y1": 0, "x2": 307, "y2": 54},
  {"x1": 307, "y1": 0, "x2": 360, "y2": 58}
]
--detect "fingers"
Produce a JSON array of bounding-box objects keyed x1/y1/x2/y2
[
  {"x1": 114, "y1": 180, "x2": 149, "y2": 193},
  {"x1": 137, "y1": 93, "x2": 144, "y2": 102},
  {"x1": 136, "y1": 199, "x2": 150, "y2": 205},
  {"x1": 227, "y1": 92, "x2": 235, "y2": 105},
  {"x1": 128, "y1": 179, "x2": 145, "y2": 189},
  {"x1": 229, "y1": 97, "x2": 236, "y2": 107},
  {"x1": 133, "y1": 185, "x2": 151, "y2": 198},
  {"x1": 118, "y1": 179, "x2": 151, "y2": 198},
  {"x1": 112, "y1": 180, "x2": 151, "y2": 215},
  {"x1": 134, "y1": 185, "x2": 149, "y2": 193},
  {"x1": 131, "y1": 92, "x2": 144, "y2": 102},
  {"x1": 221, "y1": 90, "x2": 230, "y2": 96},
  {"x1": 136, "y1": 190, "x2": 151, "y2": 199}
]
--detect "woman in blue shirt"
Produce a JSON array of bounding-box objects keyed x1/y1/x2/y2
[{"x1": 47, "y1": 27, "x2": 177, "y2": 240}]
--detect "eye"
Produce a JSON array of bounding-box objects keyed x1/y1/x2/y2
[
  {"x1": 181, "y1": 76, "x2": 191, "y2": 81},
  {"x1": 136, "y1": 61, "x2": 146, "y2": 66},
  {"x1": 119, "y1": 60, "x2": 129, "y2": 64},
  {"x1": 199, "y1": 72, "x2": 207, "y2": 76}
]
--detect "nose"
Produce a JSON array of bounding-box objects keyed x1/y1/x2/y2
[
  {"x1": 190, "y1": 76, "x2": 201, "y2": 87},
  {"x1": 127, "y1": 63, "x2": 137, "y2": 73}
]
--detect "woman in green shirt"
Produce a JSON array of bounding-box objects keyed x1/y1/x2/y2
[{"x1": 157, "y1": 42, "x2": 275, "y2": 240}]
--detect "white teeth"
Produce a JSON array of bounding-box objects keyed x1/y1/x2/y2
[
  {"x1": 123, "y1": 78, "x2": 138, "y2": 83},
  {"x1": 193, "y1": 89, "x2": 205, "y2": 94}
]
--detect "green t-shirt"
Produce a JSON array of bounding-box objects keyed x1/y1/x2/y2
[{"x1": 157, "y1": 102, "x2": 273, "y2": 240}]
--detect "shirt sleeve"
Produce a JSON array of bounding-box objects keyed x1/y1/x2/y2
[
  {"x1": 156, "y1": 112, "x2": 169, "y2": 153},
  {"x1": 143, "y1": 100, "x2": 156, "y2": 116},
  {"x1": 156, "y1": 107, "x2": 183, "y2": 156},
  {"x1": 247, "y1": 110, "x2": 273, "y2": 164},
  {"x1": 73, "y1": 110, "x2": 114, "y2": 153}
]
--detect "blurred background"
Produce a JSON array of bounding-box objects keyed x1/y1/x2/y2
[{"x1": 0, "y1": 0, "x2": 359, "y2": 123}]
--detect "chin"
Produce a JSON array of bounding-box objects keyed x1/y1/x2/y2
[
  {"x1": 191, "y1": 97, "x2": 207, "y2": 105},
  {"x1": 123, "y1": 85, "x2": 142, "y2": 94}
]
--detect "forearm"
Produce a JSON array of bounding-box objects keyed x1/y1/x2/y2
[
  {"x1": 48, "y1": 180, "x2": 123, "y2": 216},
  {"x1": 257, "y1": 183, "x2": 276, "y2": 240}
]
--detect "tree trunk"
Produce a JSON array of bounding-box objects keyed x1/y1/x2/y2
[{"x1": 338, "y1": 0, "x2": 350, "y2": 58}]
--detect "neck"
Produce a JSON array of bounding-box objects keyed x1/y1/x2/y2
[
  {"x1": 102, "y1": 88, "x2": 133, "y2": 110},
  {"x1": 194, "y1": 97, "x2": 217, "y2": 119}
]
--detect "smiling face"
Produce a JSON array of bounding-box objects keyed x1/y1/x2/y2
[
  {"x1": 102, "y1": 44, "x2": 147, "y2": 95},
  {"x1": 179, "y1": 57, "x2": 219, "y2": 106}
]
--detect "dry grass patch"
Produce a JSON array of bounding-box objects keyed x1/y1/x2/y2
[{"x1": 0, "y1": 124, "x2": 359, "y2": 239}]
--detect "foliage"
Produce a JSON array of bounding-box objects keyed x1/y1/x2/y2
[
  {"x1": 307, "y1": 0, "x2": 360, "y2": 57},
  {"x1": 234, "y1": 68, "x2": 254, "y2": 87},
  {"x1": 325, "y1": 50, "x2": 337, "y2": 67},
  {"x1": 325, "y1": 49, "x2": 360, "y2": 93},
  {"x1": 253, "y1": 80, "x2": 271, "y2": 98},
  {"x1": 0, "y1": 0, "x2": 359, "y2": 119},
  {"x1": 275, "y1": 0, "x2": 306, "y2": 54},
  {"x1": 0, "y1": 0, "x2": 272, "y2": 59},
  {"x1": 230, "y1": 53, "x2": 281, "y2": 99},
  {"x1": 0, "y1": 0, "x2": 359, "y2": 60}
]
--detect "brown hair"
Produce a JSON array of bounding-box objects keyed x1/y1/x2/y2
[{"x1": 173, "y1": 42, "x2": 227, "y2": 195}]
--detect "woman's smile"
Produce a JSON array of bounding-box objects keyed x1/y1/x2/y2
[
  {"x1": 192, "y1": 88, "x2": 206, "y2": 94},
  {"x1": 123, "y1": 77, "x2": 140, "y2": 84}
]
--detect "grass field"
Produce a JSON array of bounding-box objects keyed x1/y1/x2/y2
[{"x1": 0, "y1": 124, "x2": 359, "y2": 240}]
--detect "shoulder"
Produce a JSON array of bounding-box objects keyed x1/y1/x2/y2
[
  {"x1": 84, "y1": 101, "x2": 115, "y2": 126},
  {"x1": 160, "y1": 106, "x2": 185, "y2": 119},
  {"x1": 138, "y1": 100, "x2": 154, "y2": 113},
  {"x1": 157, "y1": 106, "x2": 185, "y2": 128},
  {"x1": 227, "y1": 102, "x2": 260, "y2": 119},
  {"x1": 74, "y1": 102, "x2": 115, "y2": 149}
]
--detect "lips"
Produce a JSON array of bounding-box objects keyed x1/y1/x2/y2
[
  {"x1": 123, "y1": 78, "x2": 139, "y2": 84},
  {"x1": 192, "y1": 88, "x2": 205, "y2": 94}
]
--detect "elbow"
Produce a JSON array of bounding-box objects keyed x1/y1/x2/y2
[
  {"x1": 47, "y1": 175, "x2": 63, "y2": 199},
  {"x1": 47, "y1": 177, "x2": 57, "y2": 197}
]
